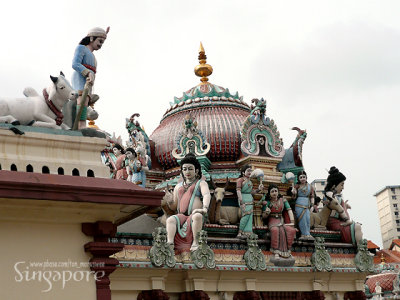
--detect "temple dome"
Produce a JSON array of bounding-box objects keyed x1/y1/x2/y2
[{"x1": 150, "y1": 44, "x2": 250, "y2": 170}]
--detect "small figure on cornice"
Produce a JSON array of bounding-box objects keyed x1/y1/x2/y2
[
  {"x1": 165, "y1": 153, "x2": 211, "y2": 252},
  {"x1": 111, "y1": 144, "x2": 127, "y2": 180},
  {"x1": 126, "y1": 145, "x2": 150, "y2": 187},
  {"x1": 72, "y1": 26, "x2": 109, "y2": 130},
  {"x1": 126, "y1": 113, "x2": 151, "y2": 158}
]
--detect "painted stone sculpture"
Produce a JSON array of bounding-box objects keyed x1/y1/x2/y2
[
  {"x1": 71, "y1": 26, "x2": 109, "y2": 129},
  {"x1": 243, "y1": 233, "x2": 266, "y2": 271},
  {"x1": 291, "y1": 170, "x2": 314, "y2": 240},
  {"x1": 190, "y1": 230, "x2": 215, "y2": 269},
  {"x1": 240, "y1": 98, "x2": 285, "y2": 158},
  {"x1": 324, "y1": 166, "x2": 363, "y2": 245},
  {"x1": 165, "y1": 153, "x2": 211, "y2": 252},
  {"x1": 277, "y1": 127, "x2": 307, "y2": 181},
  {"x1": 126, "y1": 113, "x2": 151, "y2": 160},
  {"x1": 208, "y1": 178, "x2": 236, "y2": 225},
  {"x1": 112, "y1": 144, "x2": 128, "y2": 180},
  {"x1": 310, "y1": 195, "x2": 345, "y2": 230},
  {"x1": 131, "y1": 145, "x2": 150, "y2": 187},
  {"x1": 149, "y1": 227, "x2": 176, "y2": 268},
  {"x1": 172, "y1": 114, "x2": 210, "y2": 159},
  {"x1": 0, "y1": 72, "x2": 77, "y2": 129},
  {"x1": 236, "y1": 165, "x2": 263, "y2": 239},
  {"x1": 263, "y1": 184, "x2": 296, "y2": 266},
  {"x1": 311, "y1": 237, "x2": 332, "y2": 272},
  {"x1": 354, "y1": 239, "x2": 374, "y2": 272}
]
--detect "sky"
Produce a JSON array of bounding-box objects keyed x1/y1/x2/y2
[{"x1": 1, "y1": 0, "x2": 400, "y2": 247}]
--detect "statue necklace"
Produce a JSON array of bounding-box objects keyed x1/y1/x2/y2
[
  {"x1": 299, "y1": 183, "x2": 308, "y2": 194},
  {"x1": 183, "y1": 179, "x2": 197, "y2": 192},
  {"x1": 270, "y1": 197, "x2": 280, "y2": 210}
]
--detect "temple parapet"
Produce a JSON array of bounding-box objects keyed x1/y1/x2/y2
[{"x1": 0, "y1": 126, "x2": 109, "y2": 178}]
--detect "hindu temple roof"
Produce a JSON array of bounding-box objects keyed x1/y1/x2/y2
[{"x1": 151, "y1": 44, "x2": 251, "y2": 169}]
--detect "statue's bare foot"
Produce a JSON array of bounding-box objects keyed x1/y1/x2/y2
[
  {"x1": 167, "y1": 242, "x2": 175, "y2": 251},
  {"x1": 190, "y1": 243, "x2": 199, "y2": 251}
]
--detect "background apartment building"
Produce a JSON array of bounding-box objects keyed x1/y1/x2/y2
[
  {"x1": 375, "y1": 185, "x2": 400, "y2": 249},
  {"x1": 311, "y1": 179, "x2": 326, "y2": 200}
]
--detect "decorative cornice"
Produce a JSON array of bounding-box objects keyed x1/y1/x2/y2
[{"x1": 0, "y1": 170, "x2": 163, "y2": 206}]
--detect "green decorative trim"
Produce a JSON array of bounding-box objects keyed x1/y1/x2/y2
[
  {"x1": 311, "y1": 237, "x2": 332, "y2": 272},
  {"x1": 208, "y1": 172, "x2": 240, "y2": 179},
  {"x1": 243, "y1": 233, "x2": 266, "y2": 271},
  {"x1": 191, "y1": 230, "x2": 216, "y2": 269},
  {"x1": 149, "y1": 227, "x2": 176, "y2": 268},
  {"x1": 172, "y1": 84, "x2": 241, "y2": 105},
  {"x1": 354, "y1": 239, "x2": 374, "y2": 272}
]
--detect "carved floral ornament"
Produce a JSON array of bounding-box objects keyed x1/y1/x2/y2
[
  {"x1": 240, "y1": 98, "x2": 285, "y2": 158},
  {"x1": 172, "y1": 114, "x2": 210, "y2": 159}
]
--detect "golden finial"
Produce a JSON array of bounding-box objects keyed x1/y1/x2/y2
[
  {"x1": 380, "y1": 252, "x2": 386, "y2": 264},
  {"x1": 194, "y1": 42, "x2": 213, "y2": 84}
]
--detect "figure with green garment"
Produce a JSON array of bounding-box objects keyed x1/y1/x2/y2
[{"x1": 236, "y1": 164, "x2": 263, "y2": 239}]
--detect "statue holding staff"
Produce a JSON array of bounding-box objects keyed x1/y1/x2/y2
[{"x1": 71, "y1": 26, "x2": 109, "y2": 130}]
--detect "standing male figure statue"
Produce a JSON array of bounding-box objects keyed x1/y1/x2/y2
[{"x1": 72, "y1": 26, "x2": 109, "y2": 129}]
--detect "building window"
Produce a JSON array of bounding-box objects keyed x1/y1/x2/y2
[
  {"x1": 395, "y1": 212, "x2": 399, "y2": 216},
  {"x1": 393, "y1": 196, "x2": 397, "y2": 200},
  {"x1": 395, "y1": 204, "x2": 398, "y2": 207},
  {"x1": 321, "y1": 181, "x2": 325, "y2": 186},
  {"x1": 392, "y1": 188, "x2": 397, "y2": 193},
  {"x1": 396, "y1": 220, "x2": 400, "y2": 224},
  {"x1": 397, "y1": 228, "x2": 400, "y2": 232}
]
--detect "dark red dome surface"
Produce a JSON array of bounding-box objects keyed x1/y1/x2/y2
[{"x1": 150, "y1": 82, "x2": 250, "y2": 169}]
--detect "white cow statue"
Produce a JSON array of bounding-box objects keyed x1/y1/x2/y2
[{"x1": 0, "y1": 72, "x2": 77, "y2": 129}]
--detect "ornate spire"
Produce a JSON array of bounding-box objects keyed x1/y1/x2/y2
[{"x1": 194, "y1": 42, "x2": 213, "y2": 84}]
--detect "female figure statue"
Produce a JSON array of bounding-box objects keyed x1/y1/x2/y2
[
  {"x1": 125, "y1": 147, "x2": 137, "y2": 181},
  {"x1": 72, "y1": 27, "x2": 109, "y2": 129},
  {"x1": 166, "y1": 153, "x2": 211, "y2": 251},
  {"x1": 125, "y1": 146, "x2": 148, "y2": 187},
  {"x1": 112, "y1": 144, "x2": 127, "y2": 180},
  {"x1": 325, "y1": 166, "x2": 363, "y2": 245},
  {"x1": 236, "y1": 164, "x2": 263, "y2": 239},
  {"x1": 291, "y1": 171, "x2": 314, "y2": 240},
  {"x1": 263, "y1": 184, "x2": 296, "y2": 259}
]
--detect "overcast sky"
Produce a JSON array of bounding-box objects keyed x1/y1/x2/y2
[{"x1": 2, "y1": 0, "x2": 400, "y2": 247}]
